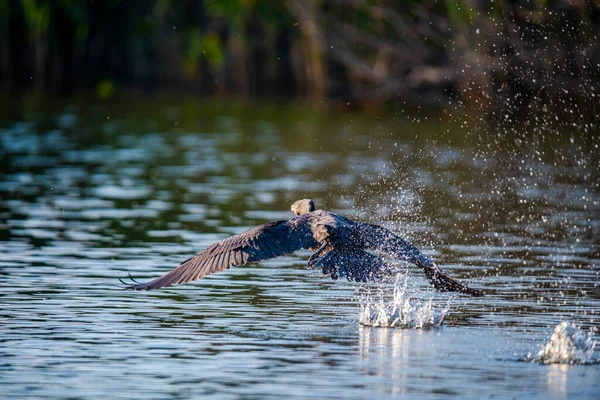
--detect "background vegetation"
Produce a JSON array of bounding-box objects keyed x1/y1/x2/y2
[{"x1": 0, "y1": 0, "x2": 598, "y2": 120}]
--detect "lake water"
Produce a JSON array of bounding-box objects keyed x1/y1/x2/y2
[{"x1": 1, "y1": 97, "x2": 598, "y2": 399}]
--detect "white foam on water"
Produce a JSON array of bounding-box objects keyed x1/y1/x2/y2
[
  {"x1": 529, "y1": 321, "x2": 598, "y2": 365},
  {"x1": 358, "y1": 275, "x2": 450, "y2": 329}
]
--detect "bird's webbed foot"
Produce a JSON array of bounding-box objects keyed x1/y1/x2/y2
[{"x1": 307, "y1": 241, "x2": 331, "y2": 269}]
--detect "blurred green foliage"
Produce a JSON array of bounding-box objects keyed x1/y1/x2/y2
[
  {"x1": 0, "y1": 0, "x2": 597, "y2": 121},
  {"x1": 96, "y1": 79, "x2": 115, "y2": 99}
]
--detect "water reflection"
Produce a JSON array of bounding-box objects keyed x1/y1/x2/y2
[
  {"x1": 547, "y1": 364, "x2": 570, "y2": 400},
  {"x1": 359, "y1": 327, "x2": 412, "y2": 396}
]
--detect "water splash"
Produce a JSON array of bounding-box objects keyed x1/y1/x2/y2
[
  {"x1": 528, "y1": 321, "x2": 598, "y2": 365},
  {"x1": 358, "y1": 275, "x2": 450, "y2": 329}
]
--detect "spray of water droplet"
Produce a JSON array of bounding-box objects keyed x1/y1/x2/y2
[
  {"x1": 358, "y1": 275, "x2": 450, "y2": 329},
  {"x1": 527, "y1": 321, "x2": 598, "y2": 365}
]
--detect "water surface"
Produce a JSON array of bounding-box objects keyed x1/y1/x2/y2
[{"x1": 1, "y1": 98, "x2": 599, "y2": 399}]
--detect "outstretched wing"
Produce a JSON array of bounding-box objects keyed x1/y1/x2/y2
[
  {"x1": 358, "y1": 223, "x2": 484, "y2": 296},
  {"x1": 122, "y1": 219, "x2": 319, "y2": 290},
  {"x1": 358, "y1": 223, "x2": 433, "y2": 265},
  {"x1": 416, "y1": 258, "x2": 484, "y2": 296}
]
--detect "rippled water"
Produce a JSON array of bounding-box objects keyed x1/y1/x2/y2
[{"x1": 1, "y1": 98, "x2": 599, "y2": 398}]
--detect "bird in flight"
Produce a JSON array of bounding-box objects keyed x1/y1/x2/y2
[{"x1": 120, "y1": 199, "x2": 484, "y2": 296}]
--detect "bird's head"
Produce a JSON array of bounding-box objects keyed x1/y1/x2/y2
[{"x1": 291, "y1": 199, "x2": 316, "y2": 216}]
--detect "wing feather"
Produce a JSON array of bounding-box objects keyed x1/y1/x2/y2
[
  {"x1": 358, "y1": 223, "x2": 484, "y2": 296},
  {"x1": 124, "y1": 218, "x2": 318, "y2": 290},
  {"x1": 358, "y1": 223, "x2": 429, "y2": 265}
]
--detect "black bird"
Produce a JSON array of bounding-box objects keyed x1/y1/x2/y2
[{"x1": 121, "y1": 199, "x2": 483, "y2": 296}]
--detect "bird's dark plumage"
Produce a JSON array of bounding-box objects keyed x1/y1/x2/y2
[
  {"x1": 123, "y1": 219, "x2": 318, "y2": 290},
  {"x1": 121, "y1": 199, "x2": 484, "y2": 296}
]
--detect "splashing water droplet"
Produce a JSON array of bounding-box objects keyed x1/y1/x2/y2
[
  {"x1": 528, "y1": 321, "x2": 598, "y2": 365},
  {"x1": 358, "y1": 275, "x2": 450, "y2": 329}
]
